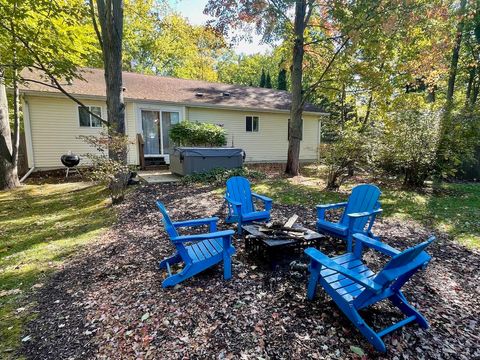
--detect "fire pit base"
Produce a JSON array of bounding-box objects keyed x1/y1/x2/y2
[{"x1": 242, "y1": 223, "x2": 325, "y2": 269}]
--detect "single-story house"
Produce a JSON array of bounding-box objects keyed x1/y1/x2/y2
[{"x1": 18, "y1": 68, "x2": 327, "y2": 170}]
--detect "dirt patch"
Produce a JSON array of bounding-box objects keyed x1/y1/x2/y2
[{"x1": 21, "y1": 183, "x2": 480, "y2": 359}]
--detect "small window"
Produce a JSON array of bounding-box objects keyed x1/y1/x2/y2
[
  {"x1": 79, "y1": 106, "x2": 102, "y2": 128},
  {"x1": 288, "y1": 118, "x2": 303, "y2": 140},
  {"x1": 246, "y1": 116, "x2": 259, "y2": 132}
]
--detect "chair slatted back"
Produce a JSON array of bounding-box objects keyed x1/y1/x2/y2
[
  {"x1": 156, "y1": 200, "x2": 179, "y2": 239},
  {"x1": 373, "y1": 237, "x2": 435, "y2": 287},
  {"x1": 354, "y1": 236, "x2": 434, "y2": 308},
  {"x1": 340, "y1": 184, "x2": 381, "y2": 230},
  {"x1": 226, "y1": 176, "x2": 254, "y2": 214}
]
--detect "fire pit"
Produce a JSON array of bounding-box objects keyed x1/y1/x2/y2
[{"x1": 242, "y1": 215, "x2": 325, "y2": 268}]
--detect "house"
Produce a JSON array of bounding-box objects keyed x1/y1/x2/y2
[{"x1": 18, "y1": 68, "x2": 327, "y2": 170}]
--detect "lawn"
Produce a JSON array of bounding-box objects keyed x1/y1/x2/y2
[
  {"x1": 0, "y1": 182, "x2": 115, "y2": 358},
  {"x1": 251, "y1": 168, "x2": 480, "y2": 248}
]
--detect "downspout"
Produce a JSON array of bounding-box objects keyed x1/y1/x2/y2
[
  {"x1": 20, "y1": 94, "x2": 35, "y2": 182},
  {"x1": 317, "y1": 117, "x2": 322, "y2": 162}
]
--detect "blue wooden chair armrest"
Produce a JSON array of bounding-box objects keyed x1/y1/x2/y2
[
  {"x1": 353, "y1": 233, "x2": 400, "y2": 257},
  {"x1": 171, "y1": 230, "x2": 235, "y2": 243},
  {"x1": 347, "y1": 208, "x2": 382, "y2": 233},
  {"x1": 173, "y1": 217, "x2": 219, "y2": 232},
  {"x1": 252, "y1": 193, "x2": 272, "y2": 211},
  {"x1": 316, "y1": 202, "x2": 348, "y2": 219},
  {"x1": 224, "y1": 196, "x2": 242, "y2": 207},
  {"x1": 305, "y1": 248, "x2": 381, "y2": 292}
]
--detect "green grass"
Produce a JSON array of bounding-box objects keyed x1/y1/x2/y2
[
  {"x1": 0, "y1": 182, "x2": 115, "y2": 358},
  {"x1": 252, "y1": 178, "x2": 480, "y2": 248}
]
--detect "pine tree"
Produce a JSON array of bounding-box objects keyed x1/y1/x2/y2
[
  {"x1": 265, "y1": 72, "x2": 272, "y2": 88},
  {"x1": 277, "y1": 68, "x2": 287, "y2": 90},
  {"x1": 259, "y1": 69, "x2": 266, "y2": 87}
]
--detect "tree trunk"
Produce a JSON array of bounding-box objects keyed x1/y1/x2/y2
[
  {"x1": 446, "y1": 0, "x2": 467, "y2": 104},
  {"x1": 0, "y1": 72, "x2": 20, "y2": 190},
  {"x1": 96, "y1": 0, "x2": 126, "y2": 161},
  {"x1": 285, "y1": 0, "x2": 307, "y2": 176}
]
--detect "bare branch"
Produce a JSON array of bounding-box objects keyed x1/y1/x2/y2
[{"x1": 89, "y1": 0, "x2": 104, "y2": 51}]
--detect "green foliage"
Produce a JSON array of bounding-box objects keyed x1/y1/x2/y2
[
  {"x1": 320, "y1": 120, "x2": 369, "y2": 189},
  {"x1": 277, "y1": 68, "x2": 287, "y2": 90},
  {"x1": 0, "y1": 0, "x2": 98, "y2": 85},
  {"x1": 259, "y1": 69, "x2": 266, "y2": 87},
  {"x1": 182, "y1": 167, "x2": 266, "y2": 185},
  {"x1": 265, "y1": 72, "x2": 272, "y2": 88},
  {"x1": 79, "y1": 131, "x2": 132, "y2": 204},
  {"x1": 169, "y1": 121, "x2": 227, "y2": 147},
  {"x1": 371, "y1": 110, "x2": 442, "y2": 187},
  {"x1": 436, "y1": 111, "x2": 480, "y2": 179}
]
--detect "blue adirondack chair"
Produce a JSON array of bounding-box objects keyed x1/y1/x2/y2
[
  {"x1": 156, "y1": 201, "x2": 235, "y2": 288},
  {"x1": 225, "y1": 176, "x2": 272, "y2": 234},
  {"x1": 316, "y1": 184, "x2": 382, "y2": 252},
  {"x1": 305, "y1": 233, "x2": 435, "y2": 352}
]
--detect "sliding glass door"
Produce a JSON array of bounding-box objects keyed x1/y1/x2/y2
[{"x1": 141, "y1": 109, "x2": 180, "y2": 162}]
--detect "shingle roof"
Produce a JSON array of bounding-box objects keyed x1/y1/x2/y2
[{"x1": 20, "y1": 68, "x2": 326, "y2": 114}]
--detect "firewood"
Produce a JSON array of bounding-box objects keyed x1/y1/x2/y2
[{"x1": 284, "y1": 214, "x2": 299, "y2": 229}]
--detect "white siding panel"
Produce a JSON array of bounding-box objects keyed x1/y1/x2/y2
[
  {"x1": 27, "y1": 96, "x2": 139, "y2": 168},
  {"x1": 187, "y1": 107, "x2": 319, "y2": 162}
]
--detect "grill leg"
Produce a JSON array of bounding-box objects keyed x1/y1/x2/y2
[{"x1": 65, "y1": 167, "x2": 69, "y2": 178}]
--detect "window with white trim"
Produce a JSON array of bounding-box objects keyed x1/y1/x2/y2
[
  {"x1": 79, "y1": 106, "x2": 102, "y2": 127},
  {"x1": 288, "y1": 118, "x2": 303, "y2": 141},
  {"x1": 246, "y1": 116, "x2": 259, "y2": 132}
]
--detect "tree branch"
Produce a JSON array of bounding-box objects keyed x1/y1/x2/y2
[
  {"x1": 0, "y1": 21, "x2": 108, "y2": 125},
  {"x1": 89, "y1": 0, "x2": 104, "y2": 51}
]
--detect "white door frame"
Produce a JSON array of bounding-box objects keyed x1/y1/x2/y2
[{"x1": 136, "y1": 103, "x2": 183, "y2": 164}]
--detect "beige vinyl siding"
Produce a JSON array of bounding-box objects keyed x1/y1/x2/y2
[
  {"x1": 125, "y1": 102, "x2": 138, "y2": 165},
  {"x1": 26, "y1": 96, "x2": 138, "y2": 168},
  {"x1": 186, "y1": 107, "x2": 320, "y2": 162}
]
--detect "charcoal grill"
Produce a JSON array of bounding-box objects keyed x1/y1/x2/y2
[{"x1": 60, "y1": 153, "x2": 81, "y2": 178}]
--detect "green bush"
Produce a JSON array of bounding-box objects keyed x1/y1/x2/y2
[
  {"x1": 181, "y1": 167, "x2": 266, "y2": 185},
  {"x1": 169, "y1": 121, "x2": 227, "y2": 147}
]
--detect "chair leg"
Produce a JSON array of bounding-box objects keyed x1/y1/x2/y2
[
  {"x1": 306, "y1": 261, "x2": 321, "y2": 300},
  {"x1": 159, "y1": 252, "x2": 181, "y2": 270},
  {"x1": 348, "y1": 307, "x2": 387, "y2": 352},
  {"x1": 390, "y1": 291, "x2": 429, "y2": 329},
  {"x1": 223, "y1": 250, "x2": 232, "y2": 280},
  {"x1": 237, "y1": 220, "x2": 243, "y2": 235}
]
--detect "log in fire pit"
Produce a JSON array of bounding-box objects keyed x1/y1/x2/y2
[{"x1": 242, "y1": 215, "x2": 325, "y2": 268}]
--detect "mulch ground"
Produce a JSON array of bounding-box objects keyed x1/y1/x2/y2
[{"x1": 21, "y1": 183, "x2": 480, "y2": 359}]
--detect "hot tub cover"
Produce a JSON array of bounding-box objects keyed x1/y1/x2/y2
[{"x1": 173, "y1": 147, "x2": 244, "y2": 158}]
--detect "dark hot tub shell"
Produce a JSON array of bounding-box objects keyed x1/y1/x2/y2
[{"x1": 170, "y1": 147, "x2": 245, "y2": 176}]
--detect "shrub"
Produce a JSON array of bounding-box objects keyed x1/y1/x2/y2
[
  {"x1": 320, "y1": 120, "x2": 369, "y2": 190},
  {"x1": 371, "y1": 110, "x2": 441, "y2": 187},
  {"x1": 181, "y1": 167, "x2": 266, "y2": 185},
  {"x1": 169, "y1": 121, "x2": 227, "y2": 147},
  {"x1": 78, "y1": 131, "x2": 132, "y2": 204}
]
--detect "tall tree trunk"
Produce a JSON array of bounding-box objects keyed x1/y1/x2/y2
[
  {"x1": 285, "y1": 0, "x2": 307, "y2": 176},
  {"x1": 95, "y1": 0, "x2": 125, "y2": 161},
  {"x1": 0, "y1": 71, "x2": 20, "y2": 190},
  {"x1": 446, "y1": 0, "x2": 467, "y2": 104}
]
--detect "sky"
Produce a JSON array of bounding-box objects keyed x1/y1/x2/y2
[{"x1": 169, "y1": 0, "x2": 272, "y2": 55}]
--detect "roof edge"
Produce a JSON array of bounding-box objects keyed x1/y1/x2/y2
[{"x1": 21, "y1": 89, "x2": 329, "y2": 116}]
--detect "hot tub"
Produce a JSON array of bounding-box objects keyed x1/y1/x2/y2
[{"x1": 170, "y1": 147, "x2": 245, "y2": 176}]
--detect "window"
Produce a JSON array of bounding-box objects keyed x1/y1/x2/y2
[
  {"x1": 246, "y1": 116, "x2": 259, "y2": 132},
  {"x1": 288, "y1": 118, "x2": 303, "y2": 141},
  {"x1": 79, "y1": 106, "x2": 102, "y2": 127}
]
